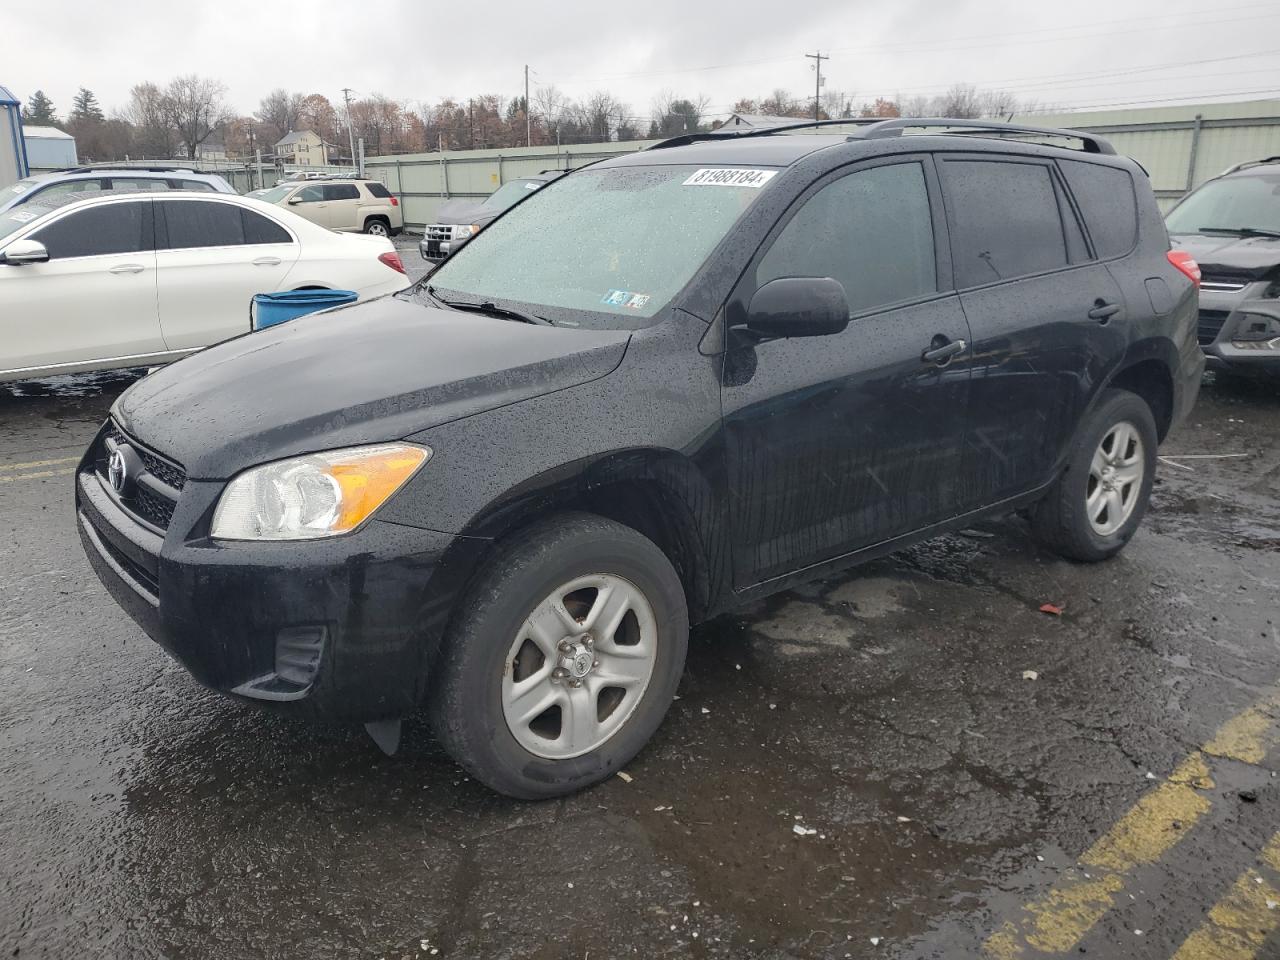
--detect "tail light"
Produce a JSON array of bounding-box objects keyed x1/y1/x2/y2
[
  {"x1": 390, "y1": 197, "x2": 399, "y2": 206},
  {"x1": 378, "y1": 251, "x2": 406, "y2": 275},
  {"x1": 1168, "y1": 250, "x2": 1201, "y2": 287}
]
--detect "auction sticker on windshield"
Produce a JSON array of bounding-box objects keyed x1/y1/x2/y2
[{"x1": 683, "y1": 168, "x2": 777, "y2": 188}]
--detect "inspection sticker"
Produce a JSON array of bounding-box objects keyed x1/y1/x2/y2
[
  {"x1": 602, "y1": 289, "x2": 651, "y2": 309},
  {"x1": 683, "y1": 168, "x2": 777, "y2": 188}
]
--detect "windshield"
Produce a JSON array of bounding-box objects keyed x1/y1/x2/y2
[
  {"x1": 421, "y1": 164, "x2": 777, "y2": 328},
  {"x1": 480, "y1": 179, "x2": 545, "y2": 213},
  {"x1": 1166, "y1": 172, "x2": 1280, "y2": 234},
  {"x1": 7, "y1": 177, "x2": 43, "y2": 197},
  {"x1": 256, "y1": 186, "x2": 295, "y2": 204},
  {"x1": 0, "y1": 193, "x2": 83, "y2": 243}
]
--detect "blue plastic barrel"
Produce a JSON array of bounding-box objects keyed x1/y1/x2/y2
[{"x1": 251, "y1": 289, "x2": 359, "y2": 330}]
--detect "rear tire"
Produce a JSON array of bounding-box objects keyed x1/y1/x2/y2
[
  {"x1": 1030, "y1": 388, "x2": 1158, "y2": 562},
  {"x1": 428, "y1": 512, "x2": 689, "y2": 799},
  {"x1": 363, "y1": 218, "x2": 390, "y2": 237}
]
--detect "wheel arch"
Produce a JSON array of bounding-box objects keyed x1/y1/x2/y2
[
  {"x1": 1104, "y1": 338, "x2": 1178, "y2": 442},
  {"x1": 452, "y1": 448, "x2": 721, "y2": 626}
]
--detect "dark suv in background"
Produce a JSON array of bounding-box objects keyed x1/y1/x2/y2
[
  {"x1": 1167, "y1": 156, "x2": 1280, "y2": 376},
  {"x1": 419, "y1": 169, "x2": 566, "y2": 261},
  {"x1": 77, "y1": 118, "x2": 1202, "y2": 799}
]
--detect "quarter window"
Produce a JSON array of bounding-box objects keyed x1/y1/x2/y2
[
  {"x1": 365, "y1": 182, "x2": 392, "y2": 198},
  {"x1": 756, "y1": 162, "x2": 937, "y2": 314},
  {"x1": 31, "y1": 201, "x2": 148, "y2": 259},
  {"x1": 941, "y1": 159, "x2": 1070, "y2": 287},
  {"x1": 1059, "y1": 160, "x2": 1139, "y2": 259}
]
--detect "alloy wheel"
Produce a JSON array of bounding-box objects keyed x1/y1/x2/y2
[
  {"x1": 501, "y1": 573, "x2": 658, "y2": 759},
  {"x1": 1086, "y1": 420, "x2": 1144, "y2": 536}
]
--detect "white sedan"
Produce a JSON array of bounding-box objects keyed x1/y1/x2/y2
[{"x1": 0, "y1": 191, "x2": 412, "y2": 382}]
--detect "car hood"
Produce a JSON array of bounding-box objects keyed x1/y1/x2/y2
[
  {"x1": 1169, "y1": 232, "x2": 1280, "y2": 280},
  {"x1": 432, "y1": 198, "x2": 496, "y2": 225},
  {"x1": 112, "y1": 296, "x2": 631, "y2": 480}
]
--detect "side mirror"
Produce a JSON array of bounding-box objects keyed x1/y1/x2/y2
[
  {"x1": 745, "y1": 277, "x2": 849, "y2": 338},
  {"x1": 0, "y1": 239, "x2": 50, "y2": 265},
  {"x1": 287, "y1": 195, "x2": 303, "y2": 205}
]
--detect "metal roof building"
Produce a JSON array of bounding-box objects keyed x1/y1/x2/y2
[
  {"x1": 1012, "y1": 98, "x2": 1280, "y2": 209},
  {"x1": 23, "y1": 125, "x2": 77, "y2": 171},
  {"x1": 0, "y1": 84, "x2": 28, "y2": 188}
]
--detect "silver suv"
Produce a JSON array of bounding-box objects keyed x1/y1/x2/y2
[
  {"x1": 2, "y1": 166, "x2": 234, "y2": 214},
  {"x1": 1167, "y1": 156, "x2": 1280, "y2": 377}
]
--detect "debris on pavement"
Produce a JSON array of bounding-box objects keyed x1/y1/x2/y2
[
  {"x1": 616, "y1": 771, "x2": 633, "y2": 783},
  {"x1": 793, "y1": 824, "x2": 818, "y2": 837},
  {"x1": 1022, "y1": 670, "x2": 1039, "y2": 681},
  {"x1": 1039, "y1": 603, "x2": 1064, "y2": 616}
]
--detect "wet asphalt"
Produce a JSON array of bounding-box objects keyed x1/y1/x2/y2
[{"x1": 1, "y1": 363, "x2": 1279, "y2": 960}]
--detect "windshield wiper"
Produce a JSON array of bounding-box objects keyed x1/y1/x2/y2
[
  {"x1": 1197, "y1": 226, "x2": 1280, "y2": 239},
  {"x1": 426, "y1": 286, "x2": 552, "y2": 325}
]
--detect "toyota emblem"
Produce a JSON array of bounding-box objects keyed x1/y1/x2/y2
[{"x1": 108, "y1": 448, "x2": 128, "y2": 493}]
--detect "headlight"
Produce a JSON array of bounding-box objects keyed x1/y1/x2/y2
[
  {"x1": 454, "y1": 223, "x2": 480, "y2": 239},
  {"x1": 211, "y1": 443, "x2": 430, "y2": 541}
]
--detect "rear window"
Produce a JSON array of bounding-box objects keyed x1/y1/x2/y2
[
  {"x1": 1059, "y1": 160, "x2": 1138, "y2": 259},
  {"x1": 940, "y1": 159, "x2": 1069, "y2": 287},
  {"x1": 364, "y1": 182, "x2": 392, "y2": 198}
]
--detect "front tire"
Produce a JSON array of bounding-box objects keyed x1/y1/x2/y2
[
  {"x1": 1030, "y1": 388, "x2": 1158, "y2": 562},
  {"x1": 428, "y1": 513, "x2": 689, "y2": 799}
]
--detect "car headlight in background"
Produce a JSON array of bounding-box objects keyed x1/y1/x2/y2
[
  {"x1": 211, "y1": 444, "x2": 430, "y2": 541},
  {"x1": 453, "y1": 223, "x2": 480, "y2": 240},
  {"x1": 1231, "y1": 313, "x2": 1280, "y2": 350}
]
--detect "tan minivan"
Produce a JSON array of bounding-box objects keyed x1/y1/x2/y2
[{"x1": 256, "y1": 179, "x2": 404, "y2": 237}]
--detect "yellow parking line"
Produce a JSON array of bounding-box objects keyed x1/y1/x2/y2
[
  {"x1": 983, "y1": 696, "x2": 1279, "y2": 958},
  {"x1": 0, "y1": 467, "x2": 76, "y2": 484},
  {"x1": 0, "y1": 456, "x2": 80, "y2": 472},
  {"x1": 1171, "y1": 833, "x2": 1280, "y2": 960}
]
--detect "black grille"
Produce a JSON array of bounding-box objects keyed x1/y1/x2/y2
[
  {"x1": 1198, "y1": 309, "x2": 1230, "y2": 346},
  {"x1": 99, "y1": 422, "x2": 186, "y2": 532}
]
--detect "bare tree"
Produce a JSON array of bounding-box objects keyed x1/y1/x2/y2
[
  {"x1": 977, "y1": 89, "x2": 1020, "y2": 119},
  {"x1": 124, "y1": 82, "x2": 177, "y2": 158},
  {"x1": 165, "y1": 74, "x2": 230, "y2": 159},
  {"x1": 256, "y1": 88, "x2": 306, "y2": 145},
  {"x1": 933, "y1": 83, "x2": 982, "y2": 119}
]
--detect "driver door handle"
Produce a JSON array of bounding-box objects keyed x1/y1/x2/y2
[
  {"x1": 109, "y1": 263, "x2": 145, "y2": 274},
  {"x1": 252, "y1": 257, "x2": 282, "y2": 266},
  {"x1": 922, "y1": 336, "x2": 967, "y2": 364}
]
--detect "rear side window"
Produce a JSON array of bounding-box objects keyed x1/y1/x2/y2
[
  {"x1": 159, "y1": 200, "x2": 291, "y2": 248},
  {"x1": 178, "y1": 179, "x2": 217, "y2": 192},
  {"x1": 31, "y1": 201, "x2": 148, "y2": 259},
  {"x1": 1059, "y1": 160, "x2": 1138, "y2": 259},
  {"x1": 324, "y1": 183, "x2": 360, "y2": 201},
  {"x1": 757, "y1": 162, "x2": 937, "y2": 314},
  {"x1": 941, "y1": 159, "x2": 1069, "y2": 287},
  {"x1": 364, "y1": 182, "x2": 392, "y2": 198}
]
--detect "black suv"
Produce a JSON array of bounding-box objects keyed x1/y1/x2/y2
[
  {"x1": 1166, "y1": 156, "x2": 1280, "y2": 376},
  {"x1": 77, "y1": 119, "x2": 1203, "y2": 799}
]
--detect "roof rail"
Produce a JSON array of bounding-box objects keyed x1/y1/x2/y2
[
  {"x1": 648, "y1": 118, "x2": 880, "y2": 150},
  {"x1": 60, "y1": 164, "x2": 198, "y2": 174},
  {"x1": 852, "y1": 118, "x2": 1115, "y2": 154},
  {"x1": 1218, "y1": 155, "x2": 1280, "y2": 177}
]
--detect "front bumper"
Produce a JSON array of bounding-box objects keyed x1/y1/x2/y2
[
  {"x1": 1198, "y1": 288, "x2": 1280, "y2": 376},
  {"x1": 419, "y1": 236, "x2": 453, "y2": 262},
  {"x1": 75, "y1": 442, "x2": 463, "y2": 721}
]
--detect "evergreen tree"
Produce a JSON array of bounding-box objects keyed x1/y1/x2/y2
[
  {"x1": 70, "y1": 88, "x2": 104, "y2": 122},
  {"x1": 22, "y1": 90, "x2": 58, "y2": 126}
]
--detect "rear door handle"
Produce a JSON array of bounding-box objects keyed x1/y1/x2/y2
[
  {"x1": 922, "y1": 337, "x2": 967, "y2": 364},
  {"x1": 1088, "y1": 300, "x2": 1122, "y2": 322},
  {"x1": 109, "y1": 263, "x2": 145, "y2": 274},
  {"x1": 252, "y1": 257, "x2": 282, "y2": 266}
]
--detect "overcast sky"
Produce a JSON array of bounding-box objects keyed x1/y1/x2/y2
[{"x1": 7, "y1": 0, "x2": 1279, "y2": 121}]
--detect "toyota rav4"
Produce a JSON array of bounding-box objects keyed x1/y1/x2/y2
[{"x1": 77, "y1": 118, "x2": 1203, "y2": 799}]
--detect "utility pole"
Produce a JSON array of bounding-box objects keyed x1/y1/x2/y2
[
  {"x1": 805, "y1": 51, "x2": 828, "y2": 121},
  {"x1": 524, "y1": 65, "x2": 531, "y2": 147},
  {"x1": 341, "y1": 87, "x2": 358, "y2": 172}
]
